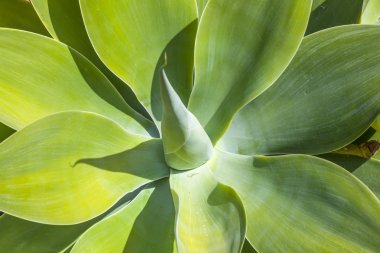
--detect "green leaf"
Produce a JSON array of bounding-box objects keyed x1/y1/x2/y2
[
  {"x1": 71, "y1": 180, "x2": 176, "y2": 253},
  {"x1": 196, "y1": 0, "x2": 208, "y2": 15},
  {"x1": 31, "y1": 0, "x2": 148, "y2": 117},
  {"x1": 320, "y1": 154, "x2": 380, "y2": 199},
  {"x1": 220, "y1": 25, "x2": 380, "y2": 155},
  {"x1": 79, "y1": 0, "x2": 197, "y2": 113},
  {"x1": 187, "y1": 0, "x2": 312, "y2": 143},
  {"x1": 0, "y1": 112, "x2": 169, "y2": 225},
  {"x1": 161, "y1": 70, "x2": 213, "y2": 170},
  {"x1": 212, "y1": 150, "x2": 380, "y2": 253},
  {"x1": 150, "y1": 20, "x2": 198, "y2": 123},
  {"x1": 0, "y1": 0, "x2": 49, "y2": 35},
  {"x1": 0, "y1": 28, "x2": 153, "y2": 136},
  {"x1": 0, "y1": 214, "x2": 97, "y2": 253},
  {"x1": 306, "y1": 0, "x2": 363, "y2": 35},
  {"x1": 361, "y1": 0, "x2": 380, "y2": 24},
  {"x1": 170, "y1": 165, "x2": 246, "y2": 253},
  {"x1": 0, "y1": 122, "x2": 14, "y2": 142}
]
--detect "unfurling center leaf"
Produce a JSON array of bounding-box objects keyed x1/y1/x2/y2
[{"x1": 160, "y1": 70, "x2": 213, "y2": 171}]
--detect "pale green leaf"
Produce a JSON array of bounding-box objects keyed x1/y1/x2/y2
[
  {"x1": 212, "y1": 150, "x2": 380, "y2": 253},
  {"x1": 161, "y1": 70, "x2": 212, "y2": 170},
  {"x1": 0, "y1": 112, "x2": 169, "y2": 224},
  {"x1": 0, "y1": 0, "x2": 49, "y2": 35},
  {"x1": 170, "y1": 165, "x2": 246, "y2": 253},
  {"x1": 79, "y1": 0, "x2": 197, "y2": 114},
  {"x1": 71, "y1": 180, "x2": 176, "y2": 253},
  {"x1": 196, "y1": 0, "x2": 208, "y2": 16},
  {"x1": 306, "y1": 0, "x2": 363, "y2": 35},
  {"x1": 188, "y1": 0, "x2": 312, "y2": 143},
  {"x1": 0, "y1": 28, "x2": 153, "y2": 136},
  {"x1": 220, "y1": 25, "x2": 380, "y2": 155},
  {"x1": 31, "y1": 0, "x2": 148, "y2": 117},
  {"x1": 361, "y1": 0, "x2": 380, "y2": 24}
]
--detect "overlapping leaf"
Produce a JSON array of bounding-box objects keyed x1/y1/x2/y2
[
  {"x1": 170, "y1": 165, "x2": 246, "y2": 253},
  {"x1": 362, "y1": 0, "x2": 380, "y2": 23},
  {"x1": 79, "y1": 0, "x2": 197, "y2": 116},
  {"x1": 220, "y1": 25, "x2": 380, "y2": 155},
  {"x1": 0, "y1": 29, "x2": 153, "y2": 135},
  {"x1": 0, "y1": 0, "x2": 49, "y2": 35},
  {"x1": 31, "y1": 0, "x2": 148, "y2": 116},
  {"x1": 0, "y1": 214, "x2": 97, "y2": 253},
  {"x1": 0, "y1": 112, "x2": 169, "y2": 224},
  {"x1": 188, "y1": 0, "x2": 312, "y2": 143},
  {"x1": 212, "y1": 150, "x2": 380, "y2": 253},
  {"x1": 321, "y1": 130, "x2": 380, "y2": 199},
  {"x1": 160, "y1": 71, "x2": 212, "y2": 170},
  {"x1": 312, "y1": 0, "x2": 327, "y2": 10},
  {"x1": 306, "y1": 0, "x2": 363, "y2": 35},
  {"x1": 72, "y1": 180, "x2": 176, "y2": 253}
]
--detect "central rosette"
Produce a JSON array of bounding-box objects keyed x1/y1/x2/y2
[{"x1": 160, "y1": 69, "x2": 213, "y2": 170}]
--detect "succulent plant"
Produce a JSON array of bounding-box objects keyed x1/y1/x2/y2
[{"x1": 0, "y1": 0, "x2": 380, "y2": 252}]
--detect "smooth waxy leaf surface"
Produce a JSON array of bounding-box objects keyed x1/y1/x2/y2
[
  {"x1": 321, "y1": 154, "x2": 380, "y2": 199},
  {"x1": 212, "y1": 151, "x2": 380, "y2": 253},
  {"x1": 0, "y1": 122, "x2": 14, "y2": 142},
  {"x1": 0, "y1": 112, "x2": 169, "y2": 224},
  {"x1": 0, "y1": 214, "x2": 97, "y2": 253},
  {"x1": 161, "y1": 71, "x2": 212, "y2": 170},
  {"x1": 0, "y1": 29, "x2": 152, "y2": 136},
  {"x1": 31, "y1": 0, "x2": 98, "y2": 59},
  {"x1": 72, "y1": 180, "x2": 176, "y2": 253},
  {"x1": 220, "y1": 25, "x2": 380, "y2": 155},
  {"x1": 80, "y1": 0, "x2": 197, "y2": 112},
  {"x1": 188, "y1": 0, "x2": 312, "y2": 143},
  {"x1": 196, "y1": 0, "x2": 208, "y2": 15},
  {"x1": 31, "y1": 0, "x2": 148, "y2": 117},
  {"x1": 170, "y1": 165, "x2": 246, "y2": 253},
  {"x1": 0, "y1": 0, "x2": 49, "y2": 35},
  {"x1": 306, "y1": 0, "x2": 363, "y2": 35},
  {"x1": 321, "y1": 129, "x2": 380, "y2": 199},
  {"x1": 362, "y1": 0, "x2": 380, "y2": 23},
  {"x1": 353, "y1": 159, "x2": 380, "y2": 199}
]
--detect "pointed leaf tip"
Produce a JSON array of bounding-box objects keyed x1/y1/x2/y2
[{"x1": 160, "y1": 70, "x2": 213, "y2": 170}]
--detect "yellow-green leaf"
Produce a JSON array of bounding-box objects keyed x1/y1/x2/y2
[
  {"x1": 0, "y1": 112, "x2": 169, "y2": 225},
  {"x1": 71, "y1": 180, "x2": 176, "y2": 253},
  {"x1": 0, "y1": 28, "x2": 153, "y2": 136}
]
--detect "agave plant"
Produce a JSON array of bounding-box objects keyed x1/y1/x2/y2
[{"x1": 1, "y1": 0, "x2": 380, "y2": 252}]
